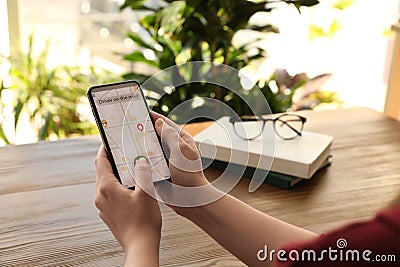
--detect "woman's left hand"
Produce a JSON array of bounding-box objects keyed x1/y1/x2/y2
[{"x1": 94, "y1": 146, "x2": 161, "y2": 265}]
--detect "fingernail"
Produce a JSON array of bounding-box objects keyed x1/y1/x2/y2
[
  {"x1": 156, "y1": 118, "x2": 164, "y2": 127},
  {"x1": 134, "y1": 156, "x2": 149, "y2": 166}
]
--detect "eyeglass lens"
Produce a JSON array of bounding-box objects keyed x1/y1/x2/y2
[
  {"x1": 274, "y1": 114, "x2": 304, "y2": 140},
  {"x1": 232, "y1": 114, "x2": 304, "y2": 140},
  {"x1": 233, "y1": 119, "x2": 264, "y2": 140}
]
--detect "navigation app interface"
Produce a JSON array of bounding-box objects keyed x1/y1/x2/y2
[{"x1": 91, "y1": 84, "x2": 170, "y2": 188}]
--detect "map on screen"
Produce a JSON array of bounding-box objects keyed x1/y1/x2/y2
[{"x1": 91, "y1": 84, "x2": 170, "y2": 188}]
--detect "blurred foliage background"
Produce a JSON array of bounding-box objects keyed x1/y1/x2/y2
[
  {"x1": 120, "y1": 0, "x2": 341, "y2": 123},
  {"x1": 0, "y1": 0, "x2": 345, "y2": 144},
  {"x1": 0, "y1": 35, "x2": 118, "y2": 144}
]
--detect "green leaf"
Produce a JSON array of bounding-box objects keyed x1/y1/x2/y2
[
  {"x1": 157, "y1": 35, "x2": 181, "y2": 57},
  {"x1": 329, "y1": 19, "x2": 341, "y2": 36},
  {"x1": 159, "y1": 1, "x2": 187, "y2": 35},
  {"x1": 176, "y1": 36, "x2": 200, "y2": 64},
  {"x1": 296, "y1": 0, "x2": 319, "y2": 7},
  {"x1": 308, "y1": 19, "x2": 340, "y2": 39},
  {"x1": 140, "y1": 14, "x2": 156, "y2": 29},
  {"x1": 247, "y1": 53, "x2": 265, "y2": 62},
  {"x1": 127, "y1": 33, "x2": 154, "y2": 50},
  {"x1": 230, "y1": 2, "x2": 272, "y2": 30},
  {"x1": 14, "y1": 98, "x2": 24, "y2": 129},
  {"x1": 38, "y1": 112, "x2": 52, "y2": 140},
  {"x1": 120, "y1": 0, "x2": 158, "y2": 11},
  {"x1": 287, "y1": 0, "x2": 319, "y2": 13},
  {"x1": 246, "y1": 24, "x2": 280, "y2": 34},
  {"x1": 332, "y1": 0, "x2": 355, "y2": 11},
  {"x1": 308, "y1": 24, "x2": 325, "y2": 39},
  {"x1": 0, "y1": 126, "x2": 10, "y2": 144},
  {"x1": 123, "y1": 51, "x2": 158, "y2": 67}
]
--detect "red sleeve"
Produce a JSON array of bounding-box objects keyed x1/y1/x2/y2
[{"x1": 273, "y1": 206, "x2": 400, "y2": 267}]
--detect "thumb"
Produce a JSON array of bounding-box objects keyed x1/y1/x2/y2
[
  {"x1": 134, "y1": 157, "x2": 155, "y2": 196},
  {"x1": 154, "y1": 118, "x2": 180, "y2": 154}
]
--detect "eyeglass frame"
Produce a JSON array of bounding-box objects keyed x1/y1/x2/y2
[{"x1": 229, "y1": 113, "x2": 307, "y2": 141}]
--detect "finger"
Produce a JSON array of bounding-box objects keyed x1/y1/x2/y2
[
  {"x1": 134, "y1": 157, "x2": 155, "y2": 196},
  {"x1": 155, "y1": 113, "x2": 196, "y2": 148},
  {"x1": 150, "y1": 111, "x2": 195, "y2": 143},
  {"x1": 177, "y1": 127, "x2": 196, "y2": 148},
  {"x1": 95, "y1": 145, "x2": 114, "y2": 176},
  {"x1": 155, "y1": 118, "x2": 202, "y2": 172},
  {"x1": 95, "y1": 145, "x2": 121, "y2": 193},
  {"x1": 153, "y1": 117, "x2": 194, "y2": 153},
  {"x1": 154, "y1": 118, "x2": 180, "y2": 154},
  {"x1": 153, "y1": 117, "x2": 163, "y2": 137},
  {"x1": 150, "y1": 111, "x2": 166, "y2": 122},
  {"x1": 151, "y1": 111, "x2": 182, "y2": 132},
  {"x1": 151, "y1": 111, "x2": 195, "y2": 147}
]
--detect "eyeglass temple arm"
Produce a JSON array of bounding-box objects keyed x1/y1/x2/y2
[
  {"x1": 230, "y1": 115, "x2": 306, "y2": 125},
  {"x1": 229, "y1": 116, "x2": 267, "y2": 123},
  {"x1": 278, "y1": 120, "x2": 303, "y2": 136}
]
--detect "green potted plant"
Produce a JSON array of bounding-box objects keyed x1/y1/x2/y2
[
  {"x1": 0, "y1": 35, "x2": 118, "y2": 144},
  {"x1": 121, "y1": 0, "x2": 320, "y2": 123}
]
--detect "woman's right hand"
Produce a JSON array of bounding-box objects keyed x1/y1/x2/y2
[
  {"x1": 152, "y1": 112, "x2": 208, "y2": 188},
  {"x1": 151, "y1": 112, "x2": 223, "y2": 215}
]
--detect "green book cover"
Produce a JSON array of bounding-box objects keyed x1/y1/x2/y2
[{"x1": 202, "y1": 157, "x2": 331, "y2": 190}]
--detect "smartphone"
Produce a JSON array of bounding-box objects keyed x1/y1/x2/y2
[{"x1": 87, "y1": 80, "x2": 171, "y2": 188}]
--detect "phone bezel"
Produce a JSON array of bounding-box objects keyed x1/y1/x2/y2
[{"x1": 87, "y1": 80, "x2": 171, "y2": 189}]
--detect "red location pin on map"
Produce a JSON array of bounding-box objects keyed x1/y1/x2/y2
[{"x1": 137, "y1": 123, "x2": 144, "y2": 132}]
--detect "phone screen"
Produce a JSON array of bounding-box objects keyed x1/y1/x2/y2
[{"x1": 88, "y1": 81, "x2": 170, "y2": 188}]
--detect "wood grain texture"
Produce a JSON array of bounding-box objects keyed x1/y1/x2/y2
[{"x1": 1, "y1": 107, "x2": 400, "y2": 266}]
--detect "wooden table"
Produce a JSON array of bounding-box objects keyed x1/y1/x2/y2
[{"x1": 1, "y1": 107, "x2": 400, "y2": 266}]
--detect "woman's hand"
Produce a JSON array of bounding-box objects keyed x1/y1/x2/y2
[
  {"x1": 151, "y1": 112, "x2": 208, "y2": 188},
  {"x1": 94, "y1": 146, "x2": 161, "y2": 266},
  {"x1": 151, "y1": 112, "x2": 224, "y2": 216},
  {"x1": 148, "y1": 113, "x2": 317, "y2": 267}
]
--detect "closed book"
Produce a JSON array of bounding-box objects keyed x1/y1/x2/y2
[
  {"x1": 194, "y1": 116, "x2": 333, "y2": 179},
  {"x1": 202, "y1": 156, "x2": 331, "y2": 189}
]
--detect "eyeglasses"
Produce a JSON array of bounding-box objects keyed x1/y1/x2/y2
[{"x1": 229, "y1": 113, "x2": 307, "y2": 140}]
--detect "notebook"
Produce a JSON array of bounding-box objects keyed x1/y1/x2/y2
[
  {"x1": 193, "y1": 116, "x2": 333, "y2": 179},
  {"x1": 202, "y1": 156, "x2": 332, "y2": 189}
]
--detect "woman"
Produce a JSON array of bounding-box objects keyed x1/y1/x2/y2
[{"x1": 94, "y1": 112, "x2": 400, "y2": 267}]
